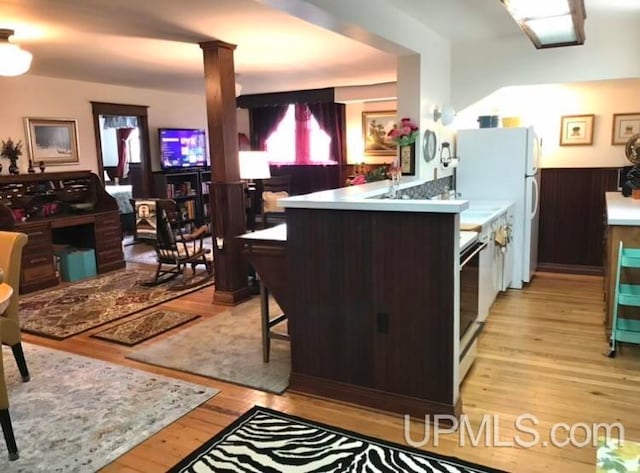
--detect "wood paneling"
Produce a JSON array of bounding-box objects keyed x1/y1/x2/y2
[
  {"x1": 538, "y1": 168, "x2": 619, "y2": 274},
  {"x1": 268, "y1": 165, "x2": 341, "y2": 196},
  {"x1": 286, "y1": 207, "x2": 456, "y2": 416}
]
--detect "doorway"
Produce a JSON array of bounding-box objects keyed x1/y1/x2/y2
[{"x1": 90, "y1": 102, "x2": 153, "y2": 198}]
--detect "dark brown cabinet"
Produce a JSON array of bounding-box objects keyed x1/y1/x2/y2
[
  {"x1": 0, "y1": 171, "x2": 125, "y2": 293},
  {"x1": 286, "y1": 207, "x2": 459, "y2": 418}
]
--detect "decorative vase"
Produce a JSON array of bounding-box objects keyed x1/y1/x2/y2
[
  {"x1": 28, "y1": 161, "x2": 36, "y2": 173},
  {"x1": 39, "y1": 161, "x2": 46, "y2": 173},
  {"x1": 8, "y1": 159, "x2": 19, "y2": 175}
]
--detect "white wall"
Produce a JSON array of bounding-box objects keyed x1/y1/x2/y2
[
  {"x1": 452, "y1": 16, "x2": 640, "y2": 110},
  {"x1": 265, "y1": 0, "x2": 452, "y2": 181},
  {"x1": 0, "y1": 74, "x2": 207, "y2": 174},
  {"x1": 455, "y1": 78, "x2": 640, "y2": 168},
  {"x1": 344, "y1": 100, "x2": 397, "y2": 165}
]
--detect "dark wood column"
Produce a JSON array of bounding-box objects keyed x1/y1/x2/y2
[{"x1": 200, "y1": 40, "x2": 251, "y2": 305}]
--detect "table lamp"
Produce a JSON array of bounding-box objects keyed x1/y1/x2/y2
[{"x1": 239, "y1": 151, "x2": 271, "y2": 231}]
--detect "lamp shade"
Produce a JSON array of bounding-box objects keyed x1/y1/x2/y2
[
  {"x1": 239, "y1": 151, "x2": 271, "y2": 180},
  {"x1": 0, "y1": 29, "x2": 32, "y2": 77}
]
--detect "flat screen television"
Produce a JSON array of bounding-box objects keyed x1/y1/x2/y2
[{"x1": 159, "y1": 128, "x2": 208, "y2": 169}]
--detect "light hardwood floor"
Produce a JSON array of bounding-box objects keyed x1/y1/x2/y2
[{"x1": 21, "y1": 270, "x2": 640, "y2": 472}]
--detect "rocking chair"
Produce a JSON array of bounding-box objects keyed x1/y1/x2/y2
[{"x1": 146, "y1": 199, "x2": 213, "y2": 287}]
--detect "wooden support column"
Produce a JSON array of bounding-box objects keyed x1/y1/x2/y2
[{"x1": 200, "y1": 40, "x2": 251, "y2": 305}]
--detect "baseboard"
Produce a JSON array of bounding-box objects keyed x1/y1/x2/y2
[
  {"x1": 213, "y1": 286, "x2": 253, "y2": 305},
  {"x1": 289, "y1": 372, "x2": 462, "y2": 423},
  {"x1": 537, "y1": 262, "x2": 603, "y2": 276}
]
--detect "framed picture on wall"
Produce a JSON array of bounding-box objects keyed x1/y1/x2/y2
[
  {"x1": 24, "y1": 117, "x2": 80, "y2": 165},
  {"x1": 612, "y1": 113, "x2": 640, "y2": 145},
  {"x1": 362, "y1": 111, "x2": 397, "y2": 156},
  {"x1": 559, "y1": 114, "x2": 595, "y2": 146}
]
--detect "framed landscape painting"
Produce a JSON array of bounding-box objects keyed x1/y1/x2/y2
[
  {"x1": 362, "y1": 111, "x2": 397, "y2": 156},
  {"x1": 612, "y1": 113, "x2": 640, "y2": 145},
  {"x1": 559, "y1": 114, "x2": 594, "y2": 146},
  {"x1": 24, "y1": 117, "x2": 80, "y2": 165}
]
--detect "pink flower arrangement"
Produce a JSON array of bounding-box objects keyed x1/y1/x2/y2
[
  {"x1": 350, "y1": 174, "x2": 367, "y2": 185},
  {"x1": 388, "y1": 118, "x2": 419, "y2": 146}
]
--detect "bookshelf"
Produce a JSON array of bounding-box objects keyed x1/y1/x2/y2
[{"x1": 153, "y1": 169, "x2": 211, "y2": 231}]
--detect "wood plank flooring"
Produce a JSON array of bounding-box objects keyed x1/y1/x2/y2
[{"x1": 20, "y1": 269, "x2": 640, "y2": 472}]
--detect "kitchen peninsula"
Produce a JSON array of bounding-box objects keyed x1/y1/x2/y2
[{"x1": 278, "y1": 178, "x2": 472, "y2": 419}]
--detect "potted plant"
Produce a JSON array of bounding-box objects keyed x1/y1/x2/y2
[{"x1": 1, "y1": 138, "x2": 23, "y2": 175}]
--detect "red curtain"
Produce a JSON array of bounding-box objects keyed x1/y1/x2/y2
[
  {"x1": 116, "y1": 128, "x2": 134, "y2": 179},
  {"x1": 249, "y1": 105, "x2": 289, "y2": 150},
  {"x1": 294, "y1": 104, "x2": 312, "y2": 164},
  {"x1": 308, "y1": 102, "x2": 346, "y2": 165}
]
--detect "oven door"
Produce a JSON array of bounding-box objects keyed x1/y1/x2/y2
[{"x1": 459, "y1": 240, "x2": 487, "y2": 373}]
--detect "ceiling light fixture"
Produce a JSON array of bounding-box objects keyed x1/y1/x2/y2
[
  {"x1": 0, "y1": 29, "x2": 32, "y2": 76},
  {"x1": 501, "y1": 0, "x2": 586, "y2": 49}
]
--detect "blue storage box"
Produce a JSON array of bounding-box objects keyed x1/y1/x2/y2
[{"x1": 59, "y1": 248, "x2": 97, "y2": 282}]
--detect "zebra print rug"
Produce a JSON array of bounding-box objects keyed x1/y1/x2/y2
[{"x1": 168, "y1": 406, "x2": 506, "y2": 473}]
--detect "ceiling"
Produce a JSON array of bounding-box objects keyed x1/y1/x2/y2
[{"x1": 1, "y1": 0, "x2": 639, "y2": 96}]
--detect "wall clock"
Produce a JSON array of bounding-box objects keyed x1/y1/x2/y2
[{"x1": 423, "y1": 129, "x2": 437, "y2": 162}]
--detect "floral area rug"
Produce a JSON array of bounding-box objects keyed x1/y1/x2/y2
[
  {"x1": 0, "y1": 343, "x2": 217, "y2": 472},
  {"x1": 19, "y1": 269, "x2": 213, "y2": 339},
  {"x1": 92, "y1": 309, "x2": 200, "y2": 346}
]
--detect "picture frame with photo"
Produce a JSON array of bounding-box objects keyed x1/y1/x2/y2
[
  {"x1": 560, "y1": 114, "x2": 595, "y2": 146},
  {"x1": 24, "y1": 117, "x2": 80, "y2": 165},
  {"x1": 612, "y1": 113, "x2": 640, "y2": 145},
  {"x1": 362, "y1": 110, "x2": 397, "y2": 156}
]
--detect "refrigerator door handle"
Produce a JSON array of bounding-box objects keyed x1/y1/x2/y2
[{"x1": 529, "y1": 176, "x2": 539, "y2": 220}]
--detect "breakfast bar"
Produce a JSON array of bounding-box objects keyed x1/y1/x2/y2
[{"x1": 273, "y1": 179, "x2": 471, "y2": 419}]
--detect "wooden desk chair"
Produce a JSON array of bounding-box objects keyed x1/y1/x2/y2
[{"x1": 260, "y1": 175, "x2": 291, "y2": 229}]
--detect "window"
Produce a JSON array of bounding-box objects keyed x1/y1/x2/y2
[{"x1": 265, "y1": 104, "x2": 333, "y2": 165}]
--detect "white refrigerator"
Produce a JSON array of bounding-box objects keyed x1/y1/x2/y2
[{"x1": 456, "y1": 126, "x2": 540, "y2": 289}]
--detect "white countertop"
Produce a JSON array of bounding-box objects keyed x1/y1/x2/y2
[
  {"x1": 460, "y1": 230, "x2": 479, "y2": 252},
  {"x1": 279, "y1": 178, "x2": 469, "y2": 213},
  {"x1": 238, "y1": 224, "x2": 286, "y2": 242},
  {"x1": 460, "y1": 200, "x2": 514, "y2": 226},
  {"x1": 606, "y1": 192, "x2": 640, "y2": 225}
]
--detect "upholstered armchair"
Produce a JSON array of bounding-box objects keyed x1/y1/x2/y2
[
  {"x1": 0, "y1": 231, "x2": 30, "y2": 382},
  {"x1": 0, "y1": 230, "x2": 29, "y2": 461}
]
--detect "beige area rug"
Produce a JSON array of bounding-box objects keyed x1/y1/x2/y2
[
  {"x1": 92, "y1": 310, "x2": 201, "y2": 346},
  {"x1": 19, "y1": 269, "x2": 214, "y2": 340},
  {"x1": 0, "y1": 343, "x2": 217, "y2": 473},
  {"x1": 128, "y1": 297, "x2": 290, "y2": 394}
]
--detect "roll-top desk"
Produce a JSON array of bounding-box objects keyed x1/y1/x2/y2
[{"x1": 0, "y1": 171, "x2": 125, "y2": 293}]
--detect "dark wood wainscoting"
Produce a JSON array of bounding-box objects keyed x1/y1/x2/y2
[
  {"x1": 269, "y1": 164, "x2": 341, "y2": 195},
  {"x1": 538, "y1": 167, "x2": 620, "y2": 275}
]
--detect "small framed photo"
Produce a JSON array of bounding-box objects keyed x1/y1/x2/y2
[
  {"x1": 612, "y1": 113, "x2": 640, "y2": 145},
  {"x1": 362, "y1": 110, "x2": 397, "y2": 156},
  {"x1": 399, "y1": 144, "x2": 416, "y2": 175},
  {"x1": 24, "y1": 117, "x2": 80, "y2": 165},
  {"x1": 560, "y1": 114, "x2": 595, "y2": 146}
]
